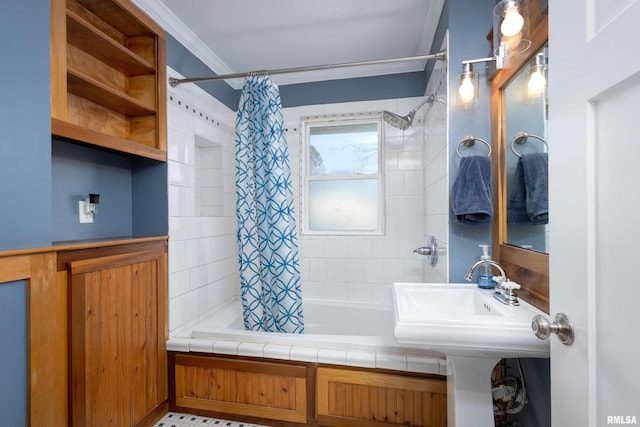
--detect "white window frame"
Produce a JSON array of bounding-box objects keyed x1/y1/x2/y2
[{"x1": 300, "y1": 114, "x2": 385, "y2": 235}]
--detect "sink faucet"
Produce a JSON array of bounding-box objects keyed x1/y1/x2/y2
[
  {"x1": 464, "y1": 259, "x2": 506, "y2": 282},
  {"x1": 464, "y1": 259, "x2": 521, "y2": 306}
]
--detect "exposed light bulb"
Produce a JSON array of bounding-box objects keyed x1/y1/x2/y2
[
  {"x1": 501, "y1": 5, "x2": 524, "y2": 37},
  {"x1": 458, "y1": 77, "x2": 476, "y2": 104},
  {"x1": 528, "y1": 69, "x2": 546, "y2": 97}
]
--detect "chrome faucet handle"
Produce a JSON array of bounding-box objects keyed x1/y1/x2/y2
[
  {"x1": 493, "y1": 279, "x2": 521, "y2": 306},
  {"x1": 500, "y1": 280, "x2": 521, "y2": 291},
  {"x1": 493, "y1": 275, "x2": 506, "y2": 285}
]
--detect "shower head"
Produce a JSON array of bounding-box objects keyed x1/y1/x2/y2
[
  {"x1": 383, "y1": 94, "x2": 436, "y2": 130},
  {"x1": 383, "y1": 110, "x2": 413, "y2": 130}
]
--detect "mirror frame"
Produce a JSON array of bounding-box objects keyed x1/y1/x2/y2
[{"x1": 491, "y1": 3, "x2": 549, "y2": 313}]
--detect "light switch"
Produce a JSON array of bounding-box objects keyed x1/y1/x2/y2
[{"x1": 79, "y1": 200, "x2": 94, "y2": 224}]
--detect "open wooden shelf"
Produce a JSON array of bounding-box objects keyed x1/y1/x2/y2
[
  {"x1": 52, "y1": 118, "x2": 166, "y2": 161},
  {"x1": 51, "y1": 0, "x2": 167, "y2": 161},
  {"x1": 66, "y1": 10, "x2": 155, "y2": 76},
  {"x1": 67, "y1": 68, "x2": 155, "y2": 116}
]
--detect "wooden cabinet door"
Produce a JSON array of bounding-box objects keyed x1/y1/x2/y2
[{"x1": 69, "y1": 246, "x2": 167, "y2": 427}]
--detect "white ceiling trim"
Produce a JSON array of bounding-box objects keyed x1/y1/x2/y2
[
  {"x1": 130, "y1": 0, "x2": 242, "y2": 88},
  {"x1": 131, "y1": 0, "x2": 445, "y2": 90},
  {"x1": 418, "y1": 0, "x2": 445, "y2": 56}
]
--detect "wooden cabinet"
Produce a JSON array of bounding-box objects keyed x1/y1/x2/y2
[
  {"x1": 51, "y1": 0, "x2": 167, "y2": 161},
  {"x1": 317, "y1": 367, "x2": 447, "y2": 427},
  {"x1": 173, "y1": 354, "x2": 310, "y2": 424},
  {"x1": 66, "y1": 240, "x2": 168, "y2": 426},
  {"x1": 170, "y1": 354, "x2": 448, "y2": 427}
]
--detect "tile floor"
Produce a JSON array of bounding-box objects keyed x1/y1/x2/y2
[{"x1": 154, "y1": 412, "x2": 270, "y2": 427}]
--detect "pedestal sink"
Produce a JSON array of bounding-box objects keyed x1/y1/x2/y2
[{"x1": 392, "y1": 282, "x2": 549, "y2": 427}]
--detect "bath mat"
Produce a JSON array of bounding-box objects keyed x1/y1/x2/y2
[{"x1": 154, "y1": 412, "x2": 270, "y2": 427}]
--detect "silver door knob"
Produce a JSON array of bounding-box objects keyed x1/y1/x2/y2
[{"x1": 531, "y1": 313, "x2": 574, "y2": 345}]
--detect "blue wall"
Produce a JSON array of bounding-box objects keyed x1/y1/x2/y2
[
  {"x1": 447, "y1": 0, "x2": 495, "y2": 282},
  {"x1": 0, "y1": 280, "x2": 28, "y2": 426},
  {"x1": 132, "y1": 156, "x2": 169, "y2": 237},
  {"x1": 166, "y1": 34, "x2": 429, "y2": 110},
  {"x1": 0, "y1": 0, "x2": 51, "y2": 250},
  {"x1": 51, "y1": 139, "x2": 168, "y2": 241},
  {"x1": 279, "y1": 72, "x2": 426, "y2": 108},
  {"x1": 445, "y1": 3, "x2": 551, "y2": 426},
  {"x1": 52, "y1": 140, "x2": 134, "y2": 241},
  {"x1": 166, "y1": 35, "x2": 238, "y2": 110}
]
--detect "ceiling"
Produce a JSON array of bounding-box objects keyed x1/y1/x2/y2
[{"x1": 132, "y1": 0, "x2": 445, "y2": 88}]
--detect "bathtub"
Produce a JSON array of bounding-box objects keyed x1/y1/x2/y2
[{"x1": 167, "y1": 298, "x2": 447, "y2": 376}]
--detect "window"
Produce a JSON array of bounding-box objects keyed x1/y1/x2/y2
[{"x1": 301, "y1": 116, "x2": 384, "y2": 234}]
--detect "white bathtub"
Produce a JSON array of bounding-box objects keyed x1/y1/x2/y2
[{"x1": 167, "y1": 298, "x2": 447, "y2": 376}]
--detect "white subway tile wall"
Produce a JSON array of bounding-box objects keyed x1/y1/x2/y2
[
  {"x1": 166, "y1": 65, "x2": 449, "y2": 336},
  {"x1": 167, "y1": 67, "x2": 238, "y2": 337},
  {"x1": 422, "y1": 34, "x2": 450, "y2": 283}
]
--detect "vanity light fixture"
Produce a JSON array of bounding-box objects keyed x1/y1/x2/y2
[
  {"x1": 457, "y1": 0, "x2": 533, "y2": 109},
  {"x1": 493, "y1": 0, "x2": 531, "y2": 61},
  {"x1": 457, "y1": 63, "x2": 479, "y2": 109},
  {"x1": 457, "y1": 57, "x2": 494, "y2": 109},
  {"x1": 527, "y1": 51, "x2": 547, "y2": 98}
]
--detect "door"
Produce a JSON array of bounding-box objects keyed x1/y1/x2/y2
[{"x1": 549, "y1": 1, "x2": 640, "y2": 426}]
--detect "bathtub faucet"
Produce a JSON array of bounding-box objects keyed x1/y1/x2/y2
[{"x1": 464, "y1": 259, "x2": 521, "y2": 306}]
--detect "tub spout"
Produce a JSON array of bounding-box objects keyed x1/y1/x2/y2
[
  {"x1": 413, "y1": 236, "x2": 440, "y2": 267},
  {"x1": 413, "y1": 247, "x2": 434, "y2": 256}
]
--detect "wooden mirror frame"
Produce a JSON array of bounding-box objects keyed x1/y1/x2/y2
[{"x1": 491, "y1": 4, "x2": 549, "y2": 313}]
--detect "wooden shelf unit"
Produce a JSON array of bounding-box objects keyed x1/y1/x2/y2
[{"x1": 51, "y1": 0, "x2": 167, "y2": 161}]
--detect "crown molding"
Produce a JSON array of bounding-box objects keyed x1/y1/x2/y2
[
  {"x1": 130, "y1": 0, "x2": 445, "y2": 89},
  {"x1": 129, "y1": 0, "x2": 242, "y2": 89}
]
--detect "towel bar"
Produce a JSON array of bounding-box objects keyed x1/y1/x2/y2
[
  {"x1": 456, "y1": 135, "x2": 491, "y2": 158},
  {"x1": 511, "y1": 132, "x2": 547, "y2": 157}
]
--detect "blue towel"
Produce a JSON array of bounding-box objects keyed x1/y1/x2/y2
[
  {"x1": 507, "y1": 152, "x2": 548, "y2": 224},
  {"x1": 451, "y1": 155, "x2": 493, "y2": 225}
]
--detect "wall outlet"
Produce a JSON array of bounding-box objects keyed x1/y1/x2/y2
[{"x1": 79, "y1": 200, "x2": 94, "y2": 224}]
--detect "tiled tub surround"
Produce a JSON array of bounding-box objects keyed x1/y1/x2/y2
[
  {"x1": 422, "y1": 35, "x2": 449, "y2": 284},
  {"x1": 167, "y1": 298, "x2": 446, "y2": 376},
  {"x1": 166, "y1": 70, "x2": 450, "y2": 426},
  {"x1": 167, "y1": 298, "x2": 447, "y2": 425},
  {"x1": 167, "y1": 66, "x2": 449, "y2": 337}
]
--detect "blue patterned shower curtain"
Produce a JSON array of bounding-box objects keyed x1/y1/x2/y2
[{"x1": 235, "y1": 76, "x2": 304, "y2": 333}]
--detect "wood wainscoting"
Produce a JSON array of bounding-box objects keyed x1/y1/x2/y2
[
  {"x1": 173, "y1": 354, "x2": 310, "y2": 424},
  {"x1": 170, "y1": 352, "x2": 447, "y2": 427},
  {"x1": 0, "y1": 237, "x2": 168, "y2": 427},
  {"x1": 317, "y1": 367, "x2": 447, "y2": 427}
]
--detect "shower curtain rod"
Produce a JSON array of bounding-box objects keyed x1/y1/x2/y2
[{"x1": 168, "y1": 50, "x2": 446, "y2": 87}]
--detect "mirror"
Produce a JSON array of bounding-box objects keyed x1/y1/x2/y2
[
  {"x1": 491, "y1": 7, "x2": 549, "y2": 313},
  {"x1": 504, "y1": 44, "x2": 548, "y2": 253}
]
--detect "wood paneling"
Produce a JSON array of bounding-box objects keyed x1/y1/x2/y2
[
  {"x1": 0, "y1": 252, "x2": 68, "y2": 427},
  {"x1": 317, "y1": 367, "x2": 447, "y2": 427},
  {"x1": 0, "y1": 255, "x2": 30, "y2": 283},
  {"x1": 69, "y1": 243, "x2": 167, "y2": 427},
  {"x1": 51, "y1": 0, "x2": 68, "y2": 120},
  {"x1": 29, "y1": 255, "x2": 68, "y2": 427},
  {"x1": 173, "y1": 355, "x2": 308, "y2": 424},
  {"x1": 170, "y1": 354, "x2": 447, "y2": 427}
]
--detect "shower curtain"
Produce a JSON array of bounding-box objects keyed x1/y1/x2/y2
[{"x1": 235, "y1": 75, "x2": 304, "y2": 333}]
